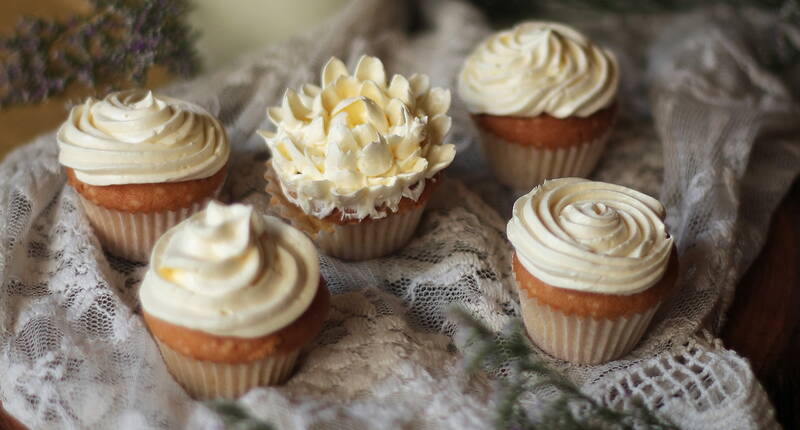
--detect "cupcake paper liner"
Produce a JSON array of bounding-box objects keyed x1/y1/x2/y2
[
  {"x1": 265, "y1": 162, "x2": 429, "y2": 261},
  {"x1": 77, "y1": 185, "x2": 222, "y2": 263},
  {"x1": 154, "y1": 338, "x2": 300, "y2": 399},
  {"x1": 315, "y1": 203, "x2": 426, "y2": 260},
  {"x1": 478, "y1": 129, "x2": 610, "y2": 191},
  {"x1": 518, "y1": 291, "x2": 660, "y2": 364}
]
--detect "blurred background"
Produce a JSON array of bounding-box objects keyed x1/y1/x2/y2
[{"x1": 0, "y1": 0, "x2": 796, "y2": 160}]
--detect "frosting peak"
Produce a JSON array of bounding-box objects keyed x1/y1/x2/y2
[
  {"x1": 260, "y1": 55, "x2": 455, "y2": 220},
  {"x1": 57, "y1": 90, "x2": 229, "y2": 186},
  {"x1": 507, "y1": 178, "x2": 673, "y2": 295},
  {"x1": 160, "y1": 203, "x2": 265, "y2": 297},
  {"x1": 458, "y1": 21, "x2": 619, "y2": 118},
  {"x1": 139, "y1": 202, "x2": 319, "y2": 338}
]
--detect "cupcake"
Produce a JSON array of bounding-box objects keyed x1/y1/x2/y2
[
  {"x1": 57, "y1": 89, "x2": 230, "y2": 262},
  {"x1": 260, "y1": 55, "x2": 455, "y2": 260},
  {"x1": 507, "y1": 178, "x2": 677, "y2": 364},
  {"x1": 139, "y1": 201, "x2": 329, "y2": 399},
  {"x1": 458, "y1": 22, "x2": 619, "y2": 190}
]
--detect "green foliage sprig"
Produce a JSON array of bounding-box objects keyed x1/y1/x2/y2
[
  {"x1": 451, "y1": 307, "x2": 678, "y2": 430},
  {"x1": 0, "y1": 0, "x2": 199, "y2": 107},
  {"x1": 207, "y1": 400, "x2": 276, "y2": 430}
]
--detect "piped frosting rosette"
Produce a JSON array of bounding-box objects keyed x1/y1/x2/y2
[
  {"x1": 458, "y1": 21, "x2": 619, "y2": 118},
  {"x1": 57, "y1": 89, "x2": 229, "y2": 186},
  {"x1": 508, "y1": 178, "x2": 673, "y2": 295},
  {"x1": 139, "y1": 202, "x2": 319, "y2": 338},
  {"x1": 260, "y1": 55, "x2": 455, "y2": 221}
]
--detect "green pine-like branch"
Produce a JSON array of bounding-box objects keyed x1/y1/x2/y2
[
  {"x1": 207, "y1": 400, "x2": 276, "y2": 430},
  {"x1": 450, "y1": 307, "x2": 679, "y2": 430}
]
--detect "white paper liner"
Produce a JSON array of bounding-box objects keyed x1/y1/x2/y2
[
  {"x1": 517, "y1": 291, "x2": 660, "y2": 364},
  {"x1": 478, "y1": 129, "x2": 610, "y2": 191},
  {"x1": 315, "y1": 203, "x2": 426, "y2": 260},
  {"x1": 154, "y1": 338, "x2": 300, "y2": 399},
  {"x1": 76, "y1": 184, "x2": 222, "y2": 263}
]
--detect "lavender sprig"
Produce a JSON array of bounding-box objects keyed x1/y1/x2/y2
[{"x1": 0, "y1": 0, "x2": 199, "y2": 107}]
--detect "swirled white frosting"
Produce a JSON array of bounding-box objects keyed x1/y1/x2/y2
[
  {"x1": 139, "y1": 202, "x2": 319, "y2": 338},
  {"x1": 57, "y1": 90, "x2": 229, "y2": 186},
  {"x1": 458, "y1": 21, "x2": 619, "y2": 118},
  {"x1": 260, "y1": 55, "x2": 455, "y2": 220},
  {"x1": 507, "y1": 178, "x2": 673, "y2": 295}
]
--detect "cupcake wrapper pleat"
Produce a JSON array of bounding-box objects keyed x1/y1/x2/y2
[
  {"x1": 77, "y1": 185, "x2": 222, "y2": 262},
  {"x1": 154, "y1": 338, "x2": 300, "y2": 399},
  {"x1": 518, "y1": 293, "x2": 659, "y2": 364},
  {"x1": 479, "y1": 130, "x2": 610, "y2": 190},
  {"x1": 315, "y1": 203, "x2": 426, "y2": 260}
]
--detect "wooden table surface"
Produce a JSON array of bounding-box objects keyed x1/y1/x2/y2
[{"x1": 1, "y1": 2, "x2": 798, "y2": 429}]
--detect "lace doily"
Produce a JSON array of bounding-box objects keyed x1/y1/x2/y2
[{"x1": 1, "y1": 1, "x2": 798, "y2": 429}]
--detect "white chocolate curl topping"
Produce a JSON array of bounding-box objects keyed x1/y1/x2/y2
[
  {"x1": 507, "y1": 178, "x2": 673, "y2": 295},
  {"x1": 139, "y1": 202, "x2": 319, "y2": 338},
  {"x1": 260, "y1": 55, "x2": 455, "y2": 220},
  {"x1": 57, "y1": 90, "x2": 229, "y2": 186},
  {"x1": 458, "y1": 21, "x2": 619, "y2": 118}
]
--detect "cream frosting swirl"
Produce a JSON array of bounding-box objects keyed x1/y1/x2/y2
[
  {"x1": 458, "y1": 21, "x2": 619, "y2": 118},
  {"x1": 139, "y1": 201, "x2": 319, "y2": 338},
  {"x1": 58, "y1": 90, "x2": 229, "y2": 186},
  {"x1": 507, "y1": 178, "x2": 673, "y2": 295},
  {"x1": 260, "y1": 55, "x2": 455, "y2": 220}
]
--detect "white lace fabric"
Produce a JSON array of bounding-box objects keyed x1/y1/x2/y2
[{"x1": 1, "y1": 1, "x2": 799, "y2": 429}]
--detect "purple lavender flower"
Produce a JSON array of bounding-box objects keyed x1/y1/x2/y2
[{"x1": 0, "y1": 0, "x2": 199, "y2": 107}]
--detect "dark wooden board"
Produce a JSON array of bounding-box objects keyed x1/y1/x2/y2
[{"x1": 721, "y1": 181, "x2": 800, "y2": 429}]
